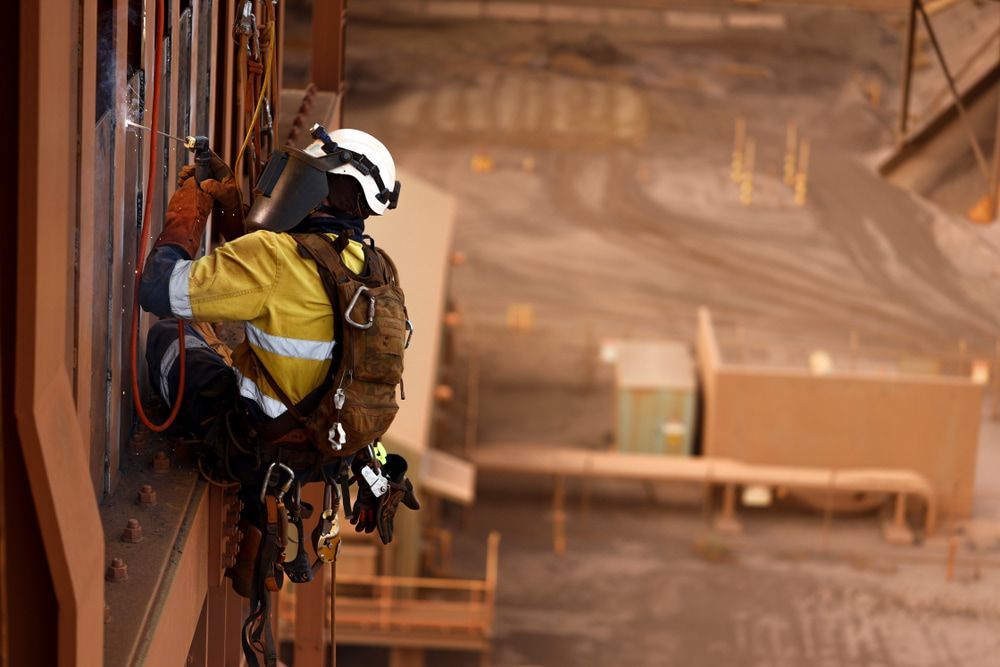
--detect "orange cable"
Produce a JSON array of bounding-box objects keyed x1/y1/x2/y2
[{"x1": 130, "y1": 0, "x2": 186, "y2": 432}]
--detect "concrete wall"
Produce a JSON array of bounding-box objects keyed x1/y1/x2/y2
[{"x1": 697, "y1": 309, "x2": 982, "y2": 517}]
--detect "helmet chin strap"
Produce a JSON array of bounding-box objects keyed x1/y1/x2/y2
[
  {"x1": 310, "y1": 124, "x2": 401, "y2": 210},
  {"x1": 314, "y1": 204, "x2": 360, "y2": 219}
]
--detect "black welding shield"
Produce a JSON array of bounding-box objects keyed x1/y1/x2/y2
[{"x1": 246, "y1": 146, "x2": 342, "y2": 233}]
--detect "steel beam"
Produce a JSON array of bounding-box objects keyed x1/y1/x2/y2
[
  {"x1": 898, "y1": 0, "x2": 918, "y2": 141},
  {"x1": 16, "y1": 1, "x2": 106, "y2": 664},
  {"x1": 77, "y1": 0, "x2": 98, "y2": 494},
  {"x1": 295, "y1": 482, "x2": 327, "y2": 667},
  {"x1": 135, "y1": 486, "x2": 210, "y2": 667},
  {"x1": 312, "y1": 0, "x2": 346, "y2": 92},
  {"x1": 916, "y1": 0, "x2": 994, "y2": 189},
  {"x1": 225, "y1": 585, "x2": 246, "y2": 666},
  {"x1": 991, "y1": 73, "x2": 1000, "y2": 221},
  {"x1": 205, "y1": 585, "x2": 230, "y2": 666}
]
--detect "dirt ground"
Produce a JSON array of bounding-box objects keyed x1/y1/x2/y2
[
  {"x1": 439, "y1": 476, "x2": 1000, "y2": 667},
  {"x1": 290, "y1": 4, "x2": 1000, "y2": 665}
]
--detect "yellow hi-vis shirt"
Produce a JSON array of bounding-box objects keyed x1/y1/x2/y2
[{"x1": 167, "y1": 230, "x2": 365, "y2": 418}]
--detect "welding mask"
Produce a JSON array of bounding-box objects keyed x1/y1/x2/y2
[{"x1": 246, "y1": 128, "x2": 400, "y2": 234}]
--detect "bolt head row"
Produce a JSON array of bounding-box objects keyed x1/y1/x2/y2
[
  {"x1": 153, "y1": 451, "x2": 170, "y2": 473},
  {"x1": 122, "y1": 518, "x2": 143, "y2": 543},
  {"x1": 138, "y1": 484, "x2": 157, "y2": 505},
  {"x1": 106, "y1": 558, "x2": 128, "y2": 582}
]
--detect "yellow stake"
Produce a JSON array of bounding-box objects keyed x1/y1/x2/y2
[
  {"x1": 783, "y1": 121, "x2": 798, "y2": 187},
  {"x1": 739, "y1": 137, "x2": 755, "y2": 206},
  {"x1": 794, "y1": 139, "x2": 810, "y2": 206},
  {"x1": 731, "y1": 117, "x2": 746, "y2": 183}
]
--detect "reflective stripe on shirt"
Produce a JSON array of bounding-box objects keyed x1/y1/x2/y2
[
  {"x1": 244, "y1": 321, "x2": 335, "y2": 361},
  {"x1": 169, "y1": 259, "x2": 193, "y2": 318},
  {"x1": 234, "y1": 367, "x2": 288, "y2": 419}
]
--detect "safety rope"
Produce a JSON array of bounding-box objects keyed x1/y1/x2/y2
[{"x1": 235, "y1": 20, "x2": 276, "y2": 176}]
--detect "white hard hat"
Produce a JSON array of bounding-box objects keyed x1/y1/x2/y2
[{"x1": 304, "y1": 128, "x2": 399, "y2": 216}]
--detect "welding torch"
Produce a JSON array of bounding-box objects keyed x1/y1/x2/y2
[{"x1": 127, "y1": 122, "x2": 215, "y2": 186}]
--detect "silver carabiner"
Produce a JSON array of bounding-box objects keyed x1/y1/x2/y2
[
  {"x1": 404, "y1": 319, "x2": 414, "y2": 349},
  {"x1": 345, "y1": 285, "x2": 376, "y2": 330},
  {"x1": 260, "y1": 462, "x2": 296, "y2": 503}
]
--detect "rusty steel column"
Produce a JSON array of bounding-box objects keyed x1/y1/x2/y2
[
  {"x1": 225, "y1": 586, "x2": 245, "y2": 666},
  {"x1": 898, "y1": 0, "x2": 918, "y2": 141},
  {"x1": 16, "y1": 0, "x2": 106, "y2": 665},
  {"x1": 330, "y1": 559, "x2": 337, "y2": 667},
  {"x1": 295, "y1": 482, "x2": 327, "y2": 667},
  {"x1": 990, "y1": 81, "x2": 1000, "y2": 221},
  {"x1": 311, "y1": 0, "x2": 346, "y2": 93}
]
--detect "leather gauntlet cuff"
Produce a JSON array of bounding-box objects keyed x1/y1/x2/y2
[{"x1": 154, "y1": 179, "x2": 214, "y2": 258}]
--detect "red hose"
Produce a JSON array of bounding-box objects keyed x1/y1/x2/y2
[{"x1": 130, "y1": 0, "x2": 186, "y2": 432}]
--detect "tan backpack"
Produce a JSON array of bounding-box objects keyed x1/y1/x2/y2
[{"x1": 253, "y1": 232, "x2": 409, "y2": 458}]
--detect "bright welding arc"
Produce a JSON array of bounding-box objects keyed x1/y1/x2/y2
[{"x1": 125, "y1": 120, "x2": 188, "y2": 145}]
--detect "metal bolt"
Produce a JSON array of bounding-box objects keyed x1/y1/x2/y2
[
  {"x1": 153, "y1": 451, "x2": 170, "y2": 473},
  {"x1": 106, "y1": 558, "x2": 128, "y2": 582},
  {"x1": 138, "y1": 484, "x2": 157, "y2": 505},
  {"x1": 223, "y1": 535, "x2": 240, "y2": 569},
  {"x1": 122, "y1": 518, "x2": 143, "y2": 543}
]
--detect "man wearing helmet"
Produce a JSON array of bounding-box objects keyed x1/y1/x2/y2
[
  {"x1": 140, "y1": 126, "x2": 401, "y2": 432},
  {"x1": 137, "y1": 125, "x2": 418, "y2": 631}
]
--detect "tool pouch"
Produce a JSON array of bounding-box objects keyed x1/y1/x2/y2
[{"x1": 227, "y1": 519, "x2": 262, "y2": 599}]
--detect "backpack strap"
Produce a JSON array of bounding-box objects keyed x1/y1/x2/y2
[
  {"x1": 252, "y1": 233, "x2": 361, "y2": 441},
  {"x1": 372, "y1": 245, "x2": 401, "y2": 287}
]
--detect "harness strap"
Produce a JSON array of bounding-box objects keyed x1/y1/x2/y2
[
  {"x1": 250, "y1": 232, "x2": 364, "y2": 442},
  {"x1": 242, "y1": 495, "x2": 284, "y2": 667}
]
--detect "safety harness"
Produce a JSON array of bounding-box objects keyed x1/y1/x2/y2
[
  {"x1": 199, "y1": 229, "x2": 412, "y2": 667},
  {"x1": 241, "y1": 462, "x2": 292, "y2": 667}
]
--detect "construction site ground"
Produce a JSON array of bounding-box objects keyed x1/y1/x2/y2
[{"x1": 285, "y1": 2, "x2": 1000, "y2": 664}]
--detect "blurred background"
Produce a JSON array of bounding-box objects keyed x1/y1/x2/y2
[{"x1": 5, "y1": 0, "x2": 1000, "y2": 665}]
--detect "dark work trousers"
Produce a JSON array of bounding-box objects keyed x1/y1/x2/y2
[
  {"x1": 145, "y1": 318, "x2": 341, "y2": 525},
  {"x1": 146, "y1": 319, "x2": 254, "y2": 435}
]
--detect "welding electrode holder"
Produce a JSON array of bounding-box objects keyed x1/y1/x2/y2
[{"x1": 184, "y1": 135, "x2": 213, "y2": 185}]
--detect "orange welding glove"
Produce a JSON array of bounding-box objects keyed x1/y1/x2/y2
[
  {"x1": 177, "y1": 156, "x2": 246, "y2": 242},
  {"x1": 201, "y1": 177, "x2": 247, "y2": 242},
  {"x1": 154, "y1": 177, "x2": 214, "y2": 258}
]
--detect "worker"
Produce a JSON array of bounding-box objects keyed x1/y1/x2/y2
[{"x1": 138, "y1": 126, "x2": 418, "y2": 667}]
